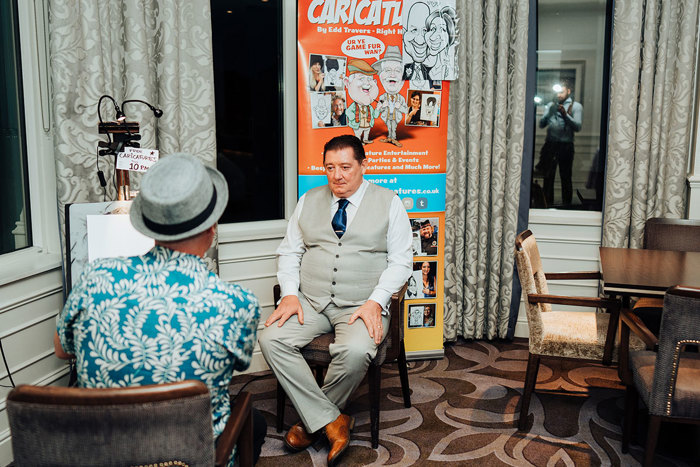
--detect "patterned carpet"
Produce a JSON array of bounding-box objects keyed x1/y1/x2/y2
[{"x1": 231, "y1": 339, "x2": 699, "y2": 466}]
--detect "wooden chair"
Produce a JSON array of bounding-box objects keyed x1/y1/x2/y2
[
  {"x1": 620, "y1": 285, "x2": 700, "y2": 467},
  {"x1": 514, "y1": 229, "x2": 645, "y2": 431},
  {"x1": 633, "y1": 218, "x2": 700, "y2": 333},
  {"x1": 7, "y1": 380, "x2": 254, "y2": 467},
  {"x1": 274, "y1": 283, "x2": 411, "y2": 448}
]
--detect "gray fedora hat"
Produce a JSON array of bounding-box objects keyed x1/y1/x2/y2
[
  {"x1": 130, "y1": 153, "x2": 228, "y2": 241},
  {"x1": 372, "y1": 45, "x2": 403, "y2": 72}
]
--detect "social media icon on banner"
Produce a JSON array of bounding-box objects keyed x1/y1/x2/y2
[
  {"x1": 402, "y1": 197, "x2": 414, "y2": 210},
  {"x1": 417, "y1": 197, "x2": 428, "y2": 209}
]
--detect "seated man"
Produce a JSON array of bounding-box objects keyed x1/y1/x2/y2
[
  {"x1": 259, "y1": 135, "x2": 412, "y2": 466},
  {"x1": 54, "y1": 154, "x2": 265, "y2": 465}
]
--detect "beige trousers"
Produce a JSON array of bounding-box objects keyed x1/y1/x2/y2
[{"x1": 258, "y1": 293, "x2": 390, "y2": 433}]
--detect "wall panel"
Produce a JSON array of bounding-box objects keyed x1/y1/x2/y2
[
  {"x1": 0, "y1": 266, "x2": 69, "y2": 466},
  {"x1": 219, "y1": 228, "x2": 286, "y2": 373}
]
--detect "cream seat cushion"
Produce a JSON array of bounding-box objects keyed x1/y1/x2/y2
[{"x1": 533, "y1": 310, "x2": 646, "y2": 361}]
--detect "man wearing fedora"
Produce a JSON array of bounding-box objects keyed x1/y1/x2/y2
[
  {"x1": 54, "y1": 154, "x2": 265, "y2": 464},
  {"x1": 259, "y1": 135, "x2": 412, "y2": 466},
  {"x1": 374, "y1": 46, "x2": 408, "y2": 147}
]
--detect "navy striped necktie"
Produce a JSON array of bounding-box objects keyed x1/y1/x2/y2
[{"x1": 332, "y1": 199, "x2": 349, "y2": 238}]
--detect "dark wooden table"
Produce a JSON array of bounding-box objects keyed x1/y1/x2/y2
[{"x1": 599, "y1": 247, "x2": 700, "y2": 298}]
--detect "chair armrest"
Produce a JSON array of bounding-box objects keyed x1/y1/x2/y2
[
  {"x1": 392, "y1": 281, "x2": 408, "y2": 303},
  {"x1": 389, "y1": 281, "x2": 408, "y2": 324},
  {"x1": 619, "y1": 309, "x2": 658, "y2": 383},
  {"x1": 215, "y1": 391, "x2": 253, "y2": 467},
  {"x1": 384, "y1": 281, "x2": 409, "y2": 363},
  {"x1": 544, "y1": 271, "x2": 601, "y2": 280},
  {"x1": 273, "y1": 284, "x2": 281, "y2": 304},
  {"x1": 620, "y1": 309, "x2": 658, "y2": 349},
  {"x1": 527, "y1": 293, "x2": 619, "y2": 309}
]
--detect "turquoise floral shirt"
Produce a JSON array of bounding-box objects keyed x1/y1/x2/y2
[{"x1": 57, "y1": 246, "x2": 260, "y2": 439}]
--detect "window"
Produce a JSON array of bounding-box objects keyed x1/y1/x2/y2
[
  {"x1": 0, "y1": 0, "x2": 31, "y2": 254},
  {"x1": 530, "y1": 0, "x2": 612, "y2": 211},
  {"x1": 0, "y1": 0, "x2": 60, "y2": 284},
  {"x1": 210, "y1": 0, "x2": 285, "y2": 223}
]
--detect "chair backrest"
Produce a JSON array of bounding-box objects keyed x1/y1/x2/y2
[
  {"x1": 514, "y1": 230, "x2": 550, "y2": 345},
  {"x1": 648, "y1": 286, "x2": 700, "y2": 417},
  {"x1": 7, "y1": 380, "x2": 216, "y2": 467},
  {"x1": 643, "y1": 217, "x2": 700, "y2": 252}
]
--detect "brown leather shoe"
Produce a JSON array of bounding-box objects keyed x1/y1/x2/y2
[
  {"x1": 325, "y1": 414, "x2": 354, "y2": 466},
  {"x1": 284, "y1": 422, "x2": 317, "y2": 451}
]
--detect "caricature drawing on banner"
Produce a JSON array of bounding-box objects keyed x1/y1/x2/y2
[
  {"x1": 407, "y1": 260, "x2": 437, "y2": 298},
  {"x1": 421, "y1": 94, "x2": 439, "y2": 123},
  {"x1": 405, "y1": 89, "x2": 441, "y2": 127},
  {"x1": 408, "y1": 305, "x2": 424, "y2": 328},
  {"x1": 402, "y1": 0, "x2": 459, "y2": 90},
  {"x1": 311, "y1": 92, "x2": 332, "y2": 128},
  {"x1": 344, "y1": 58, "x2": 381, "y2": 144},
  {"x1": 323, "y1": 56, "x2": 346, "y2": 91},
  {"x1": 373, "y1": 45, "x2": 408, "y2": 147}
]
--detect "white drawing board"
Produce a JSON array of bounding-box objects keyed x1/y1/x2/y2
[{"x1": 87, "y1": 214, "x2": 153, "y2": 262}]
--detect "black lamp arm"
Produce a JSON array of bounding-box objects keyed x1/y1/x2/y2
[
  {"x1": 98, "y1": 94, "x2": 125, "y2": 123},
  {"x1": 121, "y1": 99, "x2": 164, "y2": 118}
]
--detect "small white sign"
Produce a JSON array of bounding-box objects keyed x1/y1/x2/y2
[{"x1": 116, "y1": 147, "x2": 159, "y2": 172}]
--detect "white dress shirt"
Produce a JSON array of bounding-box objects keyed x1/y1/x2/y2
[{"x1": 277, "y1": 180, "x2": 413, "y2": 310}]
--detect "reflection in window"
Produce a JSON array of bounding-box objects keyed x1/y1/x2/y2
[
  {"x1": 0, "y1": 0, "x2": 32, "y2": 254},
  {"x1": 210, "y1": 0, "x2": 284, "y2": 223},
  {"x1": 531, "y1": 0, "x2": 611, "y2": 211}
]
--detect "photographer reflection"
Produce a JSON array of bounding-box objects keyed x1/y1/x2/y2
[{"x1": 536, "y1": 80, "x2": 582, "y2": 207}]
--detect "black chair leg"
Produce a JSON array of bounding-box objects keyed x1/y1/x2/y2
[
  {"x1": 643, "y1": 415, "x2": 661, "y2": 467},
  {"x1": 276, "y1": 381, "x2": 285, "y2": 433},
  {"x1": 602, "y1": 303, "x2": 620, "y2": 366},
  {"x1": 397, "y1": 341, "x2": 411, "y2": 408},
  {"x1": 368, "y1": 364, "x2": 381, "y2": 449},
  {"x1": 518, "y1": 353, "x2": 540, "y2": 431},
  {"x1": 622, "y1": 385, "x2": 637, "y2": 453},
  {"x1": 314, "y1": 365, "x2": 324, "y2": 387}
]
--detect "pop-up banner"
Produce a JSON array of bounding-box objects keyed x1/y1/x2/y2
[{"x1": 297, "y1": 0, "x2": 459, "y2": 358}]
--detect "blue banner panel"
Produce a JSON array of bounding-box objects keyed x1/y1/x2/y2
[{"x1": 298, "y1": 173, "x2": 446, "y2": 213}]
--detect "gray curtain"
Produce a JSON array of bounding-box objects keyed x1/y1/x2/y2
[
  {"x1": 603, "y1": 0, "x2": 699, "y2": 248},
  {"x1": 48, "y1": 0, "x2": 219, "y2": 269},
  {"x1": 444, "y1": 0, "x2": 529, "y2": 341}
]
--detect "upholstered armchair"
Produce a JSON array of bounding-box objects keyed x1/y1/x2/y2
[
  {"x1": 7, "y1": 380, "x2": 253, "y2": 467},
  {"x1": 621, "y1": 285, "x2": 700, "y2": 467},
  {"x1": 514, "y1": 229, "x2": 645, "y2": 431},
  {"x1": 274, "y1": 282, "x2": 411, "y2": 448}
]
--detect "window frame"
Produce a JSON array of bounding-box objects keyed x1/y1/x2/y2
[
  {"x1": 217, "y1": 1, "x2": 298, "y2": 241},
  {"x1": 0, "y1": 0, "x2": 61, "y2": 287},
  {"x1": 527, "y1": 0, "x2": 613, "y2": 217}
]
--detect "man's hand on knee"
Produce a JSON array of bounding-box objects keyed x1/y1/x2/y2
[
  {"x1": 348, "y1": 300, "x2": 383, "y2": 345},
  {"x1": 265, "y1": 295, "x2": 304, "y2": 327}
]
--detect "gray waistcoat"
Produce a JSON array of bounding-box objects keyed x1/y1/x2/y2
[{"x1": 298, "y1": 183, "x2": 395, "y2": 310}]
